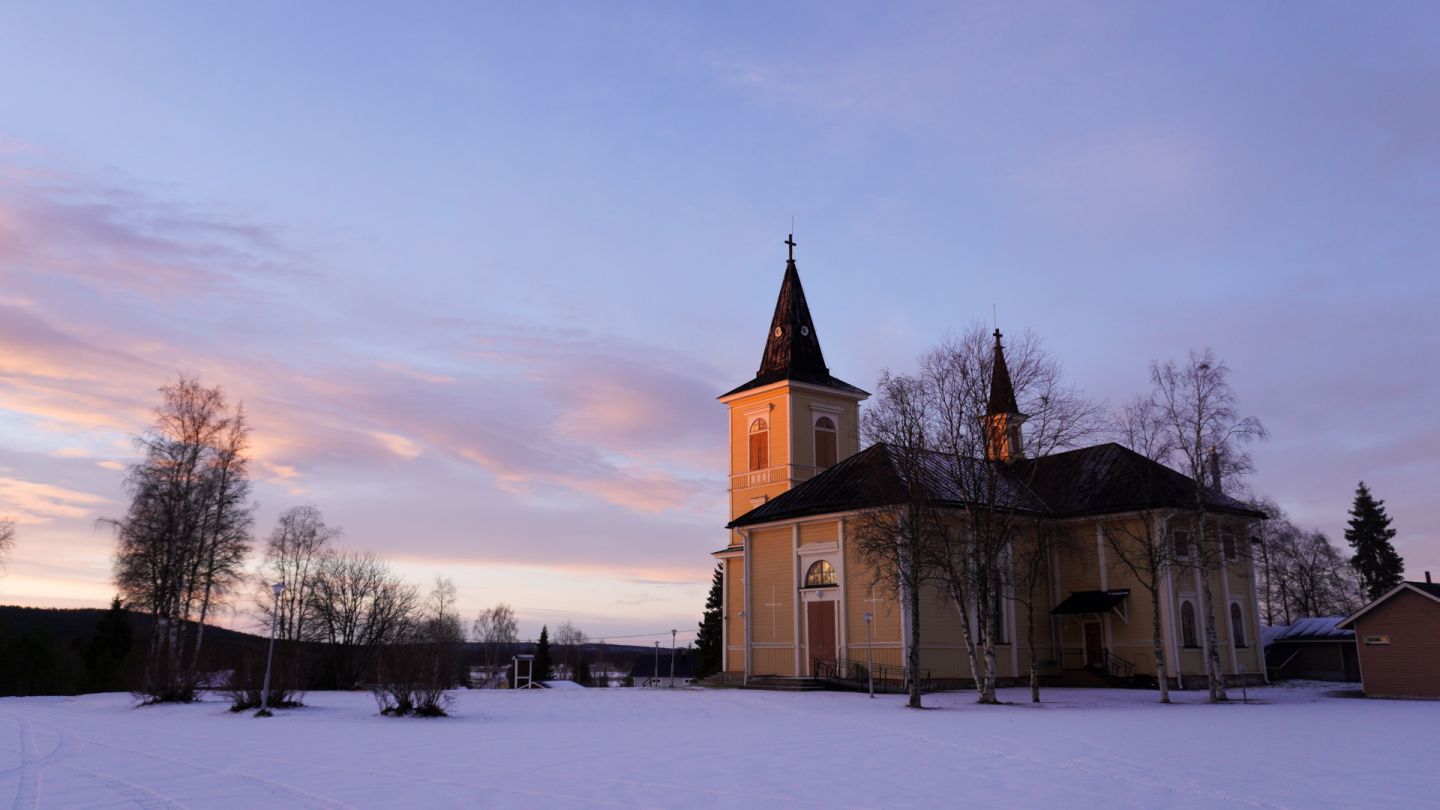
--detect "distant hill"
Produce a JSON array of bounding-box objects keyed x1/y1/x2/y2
[{"x1": 0, "y1": 605, "x2": 265, "y2": 647}]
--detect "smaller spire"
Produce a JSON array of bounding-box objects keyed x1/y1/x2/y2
[{"x1": 987, "y1": 329, "x2": 1020, "y2": 416}]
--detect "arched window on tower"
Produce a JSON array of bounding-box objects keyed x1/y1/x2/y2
[
  {"x1": 1181, "y1": 601, "x2": 1199, "y2": 649},
  {"x1": 804, "y1": 560, "x2": 837, "y2": 587},
  {"x1": 814, "y1": 416, "x2": 837, "y2": 469},
  {"x1": 1230, "y1": 602, "x2": 1247, "y2": 648},
  {"x1": 748, "y1": 418, "x2": 769, "y2": 471}
]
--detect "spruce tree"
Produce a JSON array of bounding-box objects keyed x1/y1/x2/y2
[
  {"x1": 694, "y1": 564, "x2": 724, "y2": 678},
  {"x1": 84, "y1": 596, "x2": 136, "y2": 692},
  {"x1": 1345, "y1": 481, "x2": 1404, "y2": 600},
  {"x1": 534, "y1": 625, "x2": 553, "y2": 682}
]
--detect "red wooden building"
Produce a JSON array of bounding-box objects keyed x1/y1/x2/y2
[{"x1": 1337, "y1": 577, "x2": 1440, "y2": 699}]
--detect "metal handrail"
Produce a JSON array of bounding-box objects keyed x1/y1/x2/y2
[
  {"x1": 813, "y1": 657, "x2": 936, "y2": 694},
  {"x1": 1101, "y1": 648, "x2": 1135, "y2": 679}
]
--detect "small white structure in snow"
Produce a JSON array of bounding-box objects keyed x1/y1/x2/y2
[{"x1": 512, "y1": 654, "x2": 539, "y2": 689}]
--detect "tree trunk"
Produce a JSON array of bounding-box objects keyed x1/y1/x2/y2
[
  {"x1": 906, "y1": 570, "x2": 923, "y2": 709},
  {"x1": 1026, "y1": 599, "x2": 1040, "y2": 703},
  {"x1": 947, "y1": 590, "x2": 983, "y2": 702},
  {"x1": 980, "y1": 602, "x2": 999, "y2": 704},
  {"x1": 1149, "y1": 583, "x2": 1171, "y2": 703},
  {"x1": 1198, "y1": 515, "x2": 1228, "y2": 702}
]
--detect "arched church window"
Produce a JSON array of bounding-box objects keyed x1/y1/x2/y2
[
  {"x1": 814, "y1": 416, "x2": 837, "y2": 469},
  {"x1": 1230, "y1": 602, "x2": 1247, "y2": 648},
  {"x1": 805, "y1": 560, "x2": 837, "y2": 587},
  {"x1": 1181, "y1": 601, "x2": 1199, "y2": 649},
  {"x1": 748, "y1": 418, "x2": 769, "y2": 471}
]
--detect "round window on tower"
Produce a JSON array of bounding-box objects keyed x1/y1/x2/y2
[
  {"x1": 801, "y1": 326, "x2": 809, "y2": 336},
  {"x1": 774, "y1": 326, "x2": 782, "y2": 337}
]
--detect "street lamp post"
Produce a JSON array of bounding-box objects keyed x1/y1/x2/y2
[
  {"x1": 257, "y1": 581, "x2": 285, "y2": 717},
  {"x1": 865, "y1": 612, "x2": 874, "y2": 699},
  {"x1": 669, "y1": 629, "x2": 677, "y2": 688},
  {"x1": 653, "y1": 641, "x2": 660, "y2": 688}
]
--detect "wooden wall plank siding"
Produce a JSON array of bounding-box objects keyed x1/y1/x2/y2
[
  {"x1": 799, "y1": 521, "x2": 838, "y2": 546},
  {"x1": 844, "y1": 547, "x2": 900, "y2": 647},
  {"x1": 749, "y1": 527, "x2": 796, "y2": 677},
  {"x1": 1352, "y1": 590, "x2": 1440, "y2": 699}
]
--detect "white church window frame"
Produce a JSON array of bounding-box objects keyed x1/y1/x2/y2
[
  {"x1": 1180, "y1": 600, "x2": 1199, "y2": 649},
  {"x1": 804, "y1": 559, "x2": 838, "y2": 588},
  {"x1": 748, "y1": 417, "x2": 769, "y2": 471},
  {"x1": 813, "y1": 415, "x2": 838, "y2": 469},
  {"x1": 1230, "y1": 601, "x2": 1247, "y2": 648}
]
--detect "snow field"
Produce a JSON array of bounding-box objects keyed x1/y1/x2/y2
[{"x1": 2, "y1": 684, "x2": 1436, "y2": 809}]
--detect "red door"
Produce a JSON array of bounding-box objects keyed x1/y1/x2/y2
[
  {"x1": 807, "y1": 601, "x2": 836, "y2": 674},
  {"x1": 1084, "y1": 622, "x2": 1103, "y2": 667}
]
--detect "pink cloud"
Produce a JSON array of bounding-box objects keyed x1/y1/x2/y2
[{"x1": 0, "y1": 154, "x2": 728, "y2": 613}]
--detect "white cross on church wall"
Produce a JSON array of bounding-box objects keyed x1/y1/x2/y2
[{"x1": 763, "y1": 585, "x2": 784, "y2": 639}]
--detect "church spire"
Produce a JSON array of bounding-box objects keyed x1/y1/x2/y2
[
  {"x1": 987, "y1": 328, "x2": 1019, "y2": 417},
  {"x1": 757, "y1": 234, "x2": 828, "y2": 379},
  {"x1": 718, "y1": 235, "x2": 867, "y2": 400},
  {"x1": 985, "y1": 328, "x2": 1027, "y2": 463}
]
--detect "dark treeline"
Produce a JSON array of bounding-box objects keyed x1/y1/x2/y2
[{"x1": 0, "y1": 598, "x2": 667, "y2": 698}]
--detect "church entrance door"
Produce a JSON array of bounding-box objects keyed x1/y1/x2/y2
[
  {"x1": 806, "y1": 601, "x2": 837, "y2": 675},
  {"x1": 1084, "y1": 621, "x2": 1103, "y2": 667}
]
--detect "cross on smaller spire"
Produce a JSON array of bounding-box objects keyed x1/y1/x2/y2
[
  {"x1": 993, "y1": 328, "x2": 1003, "y2": 345},
  {"x1": 785, "y1": 233, "x2": 797, "y2": 262}
]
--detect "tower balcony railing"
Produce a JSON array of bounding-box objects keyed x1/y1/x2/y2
[
  {"x1": 731, "y1": 464, "x2": 831, "y2": 490},
  {"x1": 730, "y1": 467, "x2": 774, "y2": 488}
]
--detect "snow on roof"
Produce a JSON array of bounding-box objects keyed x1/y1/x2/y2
[
  {"x1": 540, "y1": 680, "x2": 587, "y2": 690},
  {"x1": 1262, "y1": 617, "x2": 1354, "y2": 646}
]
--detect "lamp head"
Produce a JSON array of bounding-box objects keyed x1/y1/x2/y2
[{"x1": 271, "y1": 581, "x2": 285, "y2": 597}]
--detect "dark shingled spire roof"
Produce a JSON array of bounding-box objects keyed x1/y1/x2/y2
[
  {"x1": 720, "y1": 237, "x2": 867, "y2": 399},
  {"x1": 987, "y1": 329, "x2": 1020, "y2": 416},
  {"x1": 759, "y1": 250, "x2": 827, "y2": 381}
]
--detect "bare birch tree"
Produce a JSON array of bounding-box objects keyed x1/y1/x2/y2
[
  {"x1": 472, "y1": 602, "x2": 519, "y2": 684},
  {"x1": 305, "y1": 551, "x2": 418, "y2": 689},
  {"x1": 1251, "y1": 501, "x2": 1362, "y2": 624},
  {"x1": 0, "y1": 517, "x2": 14, "y2": 574},
  {"x1": 856, "y1": 326, "x2": 1101, "y2": 706},
  {"x1": 554, "y1": 621, "x2": 588, "y2": 680},
  {"x1": 108, "y1": 375, "x2": 255, "y2": 702},
  {"x1": 185, "y1": 407, "x2": 253, "y2": 672},
  {"x1": 1103, "y1": 395, "x2": 1180, "y2": 703},
  {"x1": 854, "y1": 370, "x2": 937, "y2": 709},
  {"x1": 257, "y1": 505, "x2": 341, "y2": 642},
  {"x1": 920, "y1": 326, "x2": 1101, "y2": 704},
  {"x1": 1151, "y1": 349, "x2": 1266, "y2": 703}
]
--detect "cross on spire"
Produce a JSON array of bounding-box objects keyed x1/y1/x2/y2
[
  {"x1": 993, "y1": 328, "x2": 1003, "y2": 345},
  {"x1": 784, "y1": 233, "x2": 797, "y2": 262}
]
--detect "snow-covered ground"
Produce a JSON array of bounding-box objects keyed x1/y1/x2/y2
[{"x1": 2, "y1": 684, "x2": 1435, "y2": 809}]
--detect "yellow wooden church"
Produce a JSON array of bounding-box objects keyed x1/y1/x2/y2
[{"x1": 713, "y1": 241, "x2": 1267, "y2": 688}]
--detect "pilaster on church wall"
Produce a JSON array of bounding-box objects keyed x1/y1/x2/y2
[{"x1": 724, "y1": 558, "x2": 746, "y2": 672}]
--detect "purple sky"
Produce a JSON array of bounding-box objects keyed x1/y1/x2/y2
[{"x1": 1, "y1": 4, "x2": 1436, "y2": 642}]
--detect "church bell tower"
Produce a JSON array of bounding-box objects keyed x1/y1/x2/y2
[{"x1": 718, "y1": 235, "x2": 869, "y2": 532}]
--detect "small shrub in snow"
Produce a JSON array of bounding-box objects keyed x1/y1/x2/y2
[{"x1": 221, "y1": 645, "x2": 305, "y2": 712}]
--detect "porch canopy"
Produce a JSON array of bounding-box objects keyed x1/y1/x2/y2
[{"x1": 1051, "y1": 589, "x2": 1130, "y2": 615}]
